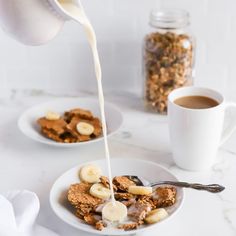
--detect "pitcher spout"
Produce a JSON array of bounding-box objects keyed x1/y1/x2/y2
[{"x1": 48, "y1": 0, "x2": 82, "y2": 21}]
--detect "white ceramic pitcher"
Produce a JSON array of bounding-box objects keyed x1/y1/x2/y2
[{"x1": 0, "y1": 0, "x2": 77, "y2": 45}]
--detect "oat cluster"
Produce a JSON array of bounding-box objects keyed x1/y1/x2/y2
[
  {"x1": 37, "y1": 108, "x2": 102, "y2": 143},
  {"x1": 67, "y1": 175, "x2": 177, "y2": 231},
  {"x1": 144, "y1": 31, "x2": 194, "y2": 113}
]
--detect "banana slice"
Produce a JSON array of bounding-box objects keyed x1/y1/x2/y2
[
  {"x1": 90, "y1": 183, "x2": 111, "y2": 200},
  {"x1": 45, "y1": 111, "x2": 60, "y2": 121},
  {"x1": 79, "y1": 164, "x2": 102, "y2": 183},
  {"x1": 145, "y1": 208, "x2": 168, "y2": 224},
  {"x1": 128, "y1": 186, "x2": 153, "y2": 195},
  {"x1": 102, "y1": 201, "x2": 127, "y2": 222},
  {"x1": 76, "y1": 122, "x2": 94, "y2": 135}
]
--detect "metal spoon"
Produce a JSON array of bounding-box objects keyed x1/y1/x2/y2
[{"x1": 124, "y1": 175, "x2": 225, "y2": 193}]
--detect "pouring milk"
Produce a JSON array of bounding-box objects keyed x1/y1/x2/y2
[{"x1": 57, "y1": 0, "x2": 128, "y2": 222}]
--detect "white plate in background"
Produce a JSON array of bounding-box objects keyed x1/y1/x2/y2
[
  {"x1": 18, "y1": 97, "x2": 123, "y2": 147},
  {"x1": 50, "y1": 158, "x2": 184, "y2": 235}
]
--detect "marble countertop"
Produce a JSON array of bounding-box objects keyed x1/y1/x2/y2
[{"x1": 0, "y1": 91, "x2": 236, "y2": 236}]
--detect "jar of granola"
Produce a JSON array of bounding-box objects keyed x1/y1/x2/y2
[{"x1": 143, "y1": 9, "x2": 195, "y2": 114}]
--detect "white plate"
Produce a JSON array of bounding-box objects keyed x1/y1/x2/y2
[
  {"x1": 50, "y1": 158, "x2": 184, "y2": 235},
  {"x1": 18, "y1": 98, "x2": 123, "y2": 147}
]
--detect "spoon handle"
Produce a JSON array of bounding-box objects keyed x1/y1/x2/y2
[{"x1": 150, "y1": 181, "x2": 225, "y2": 193}]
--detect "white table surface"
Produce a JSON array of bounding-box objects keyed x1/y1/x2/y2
[{"x1": 0, "y1": 91, "x2": 236, "y2": 236}]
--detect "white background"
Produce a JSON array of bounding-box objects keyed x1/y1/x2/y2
[{"x1": 0, "y1": 0, "x2": 235, "y2": 99}]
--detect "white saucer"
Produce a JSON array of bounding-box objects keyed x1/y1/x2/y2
[
  {"x1": 50, "y1": 158, "x2": 184, "y2": 235},
  {"x1": 18, "y1": 97, "x2": 123, "y2": 147}
]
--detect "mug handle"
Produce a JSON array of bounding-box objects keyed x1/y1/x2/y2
[{"x1": 220, "y1": 102, "x2": 236, "y2": 145}]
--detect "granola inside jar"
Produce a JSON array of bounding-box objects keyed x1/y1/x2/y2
[{"x1": 143, "y1": 9, "x2": 195, "y2": 114}]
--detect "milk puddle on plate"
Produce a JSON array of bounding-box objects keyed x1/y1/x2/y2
[{"x1": 57, "y1": 0, "x2": 127, "y2": 222}]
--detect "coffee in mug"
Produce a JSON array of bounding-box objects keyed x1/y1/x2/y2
[
  {"x1": 168, "y1": 87, "x2": 236, "y2": 171},
  {"x1": 174, "y1": 96, "x2": 219, "y2": 109}
]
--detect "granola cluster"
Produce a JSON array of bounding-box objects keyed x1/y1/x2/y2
[
  {"x1": 67, "y1": 175, "x2": 177, "y2": 231},
  {"x1": 144, "y1": 31, "x2": 194, "y2": 113},
  {"x1": 37, "y1": 108, "x2": 102, "y2": 143}
]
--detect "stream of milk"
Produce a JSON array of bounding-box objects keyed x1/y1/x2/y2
[{"x1": 58, "y1": 0, "x2": 115, "y2": 204}]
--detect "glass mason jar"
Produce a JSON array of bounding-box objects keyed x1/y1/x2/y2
[{"x1": 143, "y1": 9, "x2": 195, "y2": 114}]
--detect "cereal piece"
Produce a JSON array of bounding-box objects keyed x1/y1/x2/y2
[
  {"x1": 59, "y1": 131, "x2": 78, "y2": 143},
  {"x1": 75, "y1": 210, "x2": 84, "y2": 220},
  {"x1": 99, "y1": 176, "x2": 110, "y2": 188},
  {"x1": 137, "y1": 195, "x2": 156, "y2": 210},
  {"x1": 38, "y1": 118, "x2": 67, "y2": 135},
  {"x1": 66, "y1": 116, "x2": 102, "y2": 141},
  {"x1": 66, "y1": 116, "x2": 91, "y2": 142},
  {"x1": 118, "y1": 222, "x2": 138, "y2": 231},
  {"x1": 128, "y1": 201, "x2": 152, "y2": 224},
  {"x1": 38, "y1": 117, "x2": 70, "y2": 142},
  {"x1": 41, "y1": 128, "x2": 64, "y2": 142},
  {"x1": 100, "y1": 176, "x2": 118, "y2": 191},
  {"x1": 84, "y1": 214, "x2": 101, "y2": 226},
  {"x1": 78, "y1": 134, "x2": 92, "y2": 142},
  {"x1": 76, "y1": 204, "x2": 94, "y2": 215},
  {"x1": 115, "y1": 192, "x2": 135, "y2": 201},
  {"x1": 90, "y1": 117, "x2": 102, "y2": 137},
  {"x1": 113, "y1": 176, "x2": 136, "y2": 192},
  {"x1": 95, "y1": 220, "x2": 107, "y2": 231},
  {"x1": 64, "y1": 108, "x2": 93, "y2": 122},
  {"x1": 121, "y1": 199, "x2": 136, "y2": 207},
  {"x1": 68, "y1": 183, "x2": 103, "y2": 207},
  {"x1": 153, "y1": 186, "x2": 177, "y2": 207}
]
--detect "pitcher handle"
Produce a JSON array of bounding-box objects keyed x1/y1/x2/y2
[{"x1": 220, "y1": 102, "x2": 236, "y2": 145}]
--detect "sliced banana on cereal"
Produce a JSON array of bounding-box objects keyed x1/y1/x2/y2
[
  {"x1": 144, "y1": 208, "x2": 169, "y2": 224},
  {"x1": 128, "y1": 186, "x2": 153, "y2": 195},
  {"x1": 90, "y1": 183, "x2": 111, "y2": 200},
  {"x1": 76, "y1": 122, "x2": 94, "y2": 135},
  {"x1": 102, "y1": 201, "x2": 127, "y2": 222},
  {"x1": 79, "y1": 164, "x2": 102, "y2": 183},
  {"x1": 45, "y1": 111, "x2": 60, "y2": 121}
]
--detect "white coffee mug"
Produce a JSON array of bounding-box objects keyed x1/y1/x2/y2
[{"x1": 168, "y1": 87, "x2": 236, "y2": 171}]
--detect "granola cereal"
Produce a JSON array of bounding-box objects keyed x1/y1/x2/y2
[
  {"x1": 115, "y1": 192, "x2": 135, "y2": 201},
  {"x1": 75, "y1": 210, "x2": 84, "y2": 220},
  {"x1": 66, "y1": 116, "x2": 91, "y2": 142},
  {"x1": 37, "y1": 107, "x2": 102, "y2": 143},
  {"x1": 128, "y1": 201, "x2": 152, "y2": 224},
  {"x1": 118, "y1": 222, "x2": 138, "y2": 231},
  {"x1": 121, "y1": 199, "x2": 136, "y2": 207},
  {"x1": 153, "y1": 186, "x2": 177, "y2": 207},
  {"x1": 95, "y1": 220, "x2": 107, "y2": 231},
  {"x1": 64, "y1": 108, "x2": 93, "y2": 122},
  {"x1": 113, "y1": 176, "x2": 136, "y2": 191},
  {"x1": 38, "y1": 118, "x2": 67, "y2": 135},
  {"x1": 68, "y1": 183, "x2": 103, "y2": 207},
  {"x1": 66, "y1": 166, "x2": 178, "y2": 232},
  {"x1": 137, "y1": 195, "x2": 156, "y2": 210},
  {"x1": 100, "y1": 176, "x2": 118, "y2": 191},
  {"x1": 76, "y1": 204, "x2": 94, "y2": 216},
  {"x1": 84, "y1": 214, "x2": 101, "y2": 225},
  {"x1": 143, "y1": 31, "x2": 194, "y2": 114}
]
